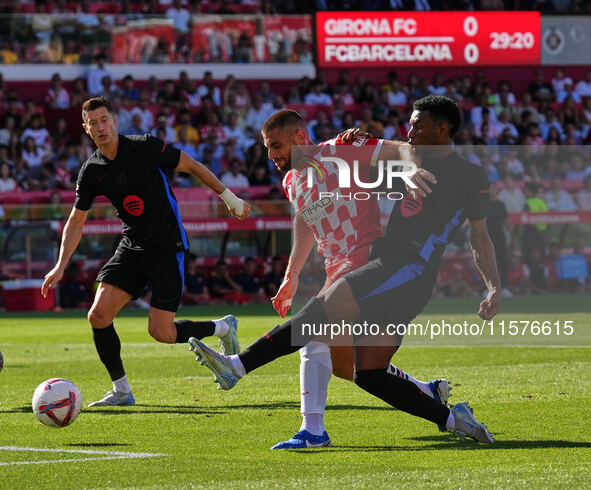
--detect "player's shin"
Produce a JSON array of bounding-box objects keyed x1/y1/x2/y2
[
  {"x1": 387, "y1": 364, "x2": 433, "y2": 397},
  {"x1": 174, "y1": 319, "x2": 215, "y2": 343},
  {"x1": 300, "y1": 342, "x2": 332, "y2": 436},
  {"x1": 354, "y1": 368, "x2": 449, "y2": 427},
  {"x1": 92, "y1": 323, "x2": 126, "y2": 384},
  {"x1": 239, "y1": 297, "x2": 327, "y2": 374}
]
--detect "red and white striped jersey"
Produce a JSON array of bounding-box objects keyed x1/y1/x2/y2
[{"x1": 282, "y1": 135, "x2": 384, "y2": 266}]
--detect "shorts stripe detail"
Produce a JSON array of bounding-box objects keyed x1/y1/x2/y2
[
  {"x1": 359, "y1": 261, "x2": 424, "y2": 302},
  {"x1": 419, "y1": 206, "x2": 464, "y2": 264},
  {"x1": 358, "y1": 207, "x2": 464, "y2": 302},
  {"x1": 158, "y1": 169, "x2": 189, "y2": 250},
  {"x1": 176, "y1": 250, "x2": 185, "y2": 293}
]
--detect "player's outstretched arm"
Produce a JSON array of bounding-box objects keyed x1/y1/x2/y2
[
  {"x1": 41, "y1": 207, "x2": 88, "y2": 298},
  {"x1": 272, "y1": 213, "x2": 316, "y2": 318},
  {"x1": 337, "y1": 128, "x2": 435, "y2": 197},
  {"x1": 469, "y1": 218, "x2": 501, "y2": 320},
  {"x1": 176, "y1": 151, "x2": 251, "y2": 219}
]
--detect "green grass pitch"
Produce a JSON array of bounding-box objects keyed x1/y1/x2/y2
[{"x1": 0, "y1": 294, "x2": 589, "y2": 488}]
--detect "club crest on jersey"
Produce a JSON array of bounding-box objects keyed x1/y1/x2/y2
[
  {"x1": 400, "y1": 193, "x2": 423, "y2": 217},
  {"x1": 123, "y1": 195, "x2": 145, "y2": 216},
  {"x1": 305, "y1": 158, "x2": 327, "y2": 182}
]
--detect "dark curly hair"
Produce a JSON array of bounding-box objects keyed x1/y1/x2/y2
[{"x1": 412, "y1": 95, "x2": 462, "y2": 139}]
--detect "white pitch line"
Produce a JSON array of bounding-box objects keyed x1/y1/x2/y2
[{"x1": 0, "y1": 446, "x2": 168, "y2": 466}]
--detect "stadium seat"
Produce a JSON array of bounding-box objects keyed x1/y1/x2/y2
[{"x1": 555, "y1": 254, "x2": 589, "y2": 280}]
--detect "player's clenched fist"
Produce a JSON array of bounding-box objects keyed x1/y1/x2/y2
[
  {"x1": 272, "y1": 275, "x2": 298, "y2": 318},
  {"x1": 220, "y1": 189, "x2": 251, "y2": 220}
]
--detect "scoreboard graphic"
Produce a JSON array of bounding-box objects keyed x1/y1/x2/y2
[{"x1": 316, "y1": 11, "x2": 540, "y2": 67}]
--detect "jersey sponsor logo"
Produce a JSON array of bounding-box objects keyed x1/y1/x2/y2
[
  {"x1": 300, "y1": 196, "x2": 332, "y2": 226},
  {"x1": 400, "y1": 194, "x2": 423, "y2": 217},
  {"x1": 123, "y1": 195, "x2": 145, "y2": 216}
]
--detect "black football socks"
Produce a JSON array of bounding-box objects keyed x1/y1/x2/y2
[
  {"x1": 354, "y1": 368, "x2": 450, "y2": 427},
  {"x1": 239, "y1": 297, "x2": 327, "y2": 374},
  {"x1": 92, "y1": 324, "x2": 125, "y2": 381},
  {"x1": 174, "y1": 320, "x2": 216, "y2": 343}
]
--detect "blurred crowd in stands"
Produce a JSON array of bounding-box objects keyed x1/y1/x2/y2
[
  {"x1": 0, "y1": 35, "x2": 590, "y2": 304},
  {"x1": 2, "y1": 0, "x2": 588, "y2": 15},
  {"x1": 0, "y1": 2, "x2": 588, "y2": 66},
  {"x1": 0, "y1": 66, "x2": 590, "y2": 197},
  {"x1": 57, "y1": 253, "x2": 288, "y2": 308}
]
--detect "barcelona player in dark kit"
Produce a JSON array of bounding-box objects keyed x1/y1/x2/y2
[
  {"x1": 41, "y1": 97, "x2": 250, "y2": 406},
  {"x1": 190, "y1": 95, "x2": 500, "y2": 444}
]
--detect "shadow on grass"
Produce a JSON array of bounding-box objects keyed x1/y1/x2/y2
[
  {"x1": 66, "y1": 443, "x2": 132, "y2": 447},
  {"x1": 136, "y1": 402, "x2": 393, "y2": 411},
  {"x1": 293, "y1": 437, "x2": 591, "y2": 453},
  {"x1": 0, "y1": 405, "x2": 222, "y2": 416},
  {"x1": 1, "y1": 402, "x2": 396, "y2": 415}
]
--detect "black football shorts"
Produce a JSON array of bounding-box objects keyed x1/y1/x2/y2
[
  {"x1": 344, "y1": 252, "x2": 435, "y2": 329},
  {"x1": 96, "y1": 246, "x2": 188, "y2": 312}
]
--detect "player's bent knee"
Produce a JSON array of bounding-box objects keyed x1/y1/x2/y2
[
  {"x1": 332, "y1": 364, "x2": 353, "y2": 381},
  {"x1": 353, "y1": 369, "x2": 380, "y2": 390},
  {"x1": 147, "y1": 323, "x2": 176, "y2": 344},
  {"x1": 87, "y1": 307, "x2": 114, "y2": 329}
]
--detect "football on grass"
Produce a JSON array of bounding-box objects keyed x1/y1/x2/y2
[{"x1": 32, "y1": 378, "x2": 82, "y2": 428}]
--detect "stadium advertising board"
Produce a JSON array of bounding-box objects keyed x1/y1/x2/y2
[{"x1": 316, "y1": 11, "x2": 540, "y2": 67}]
